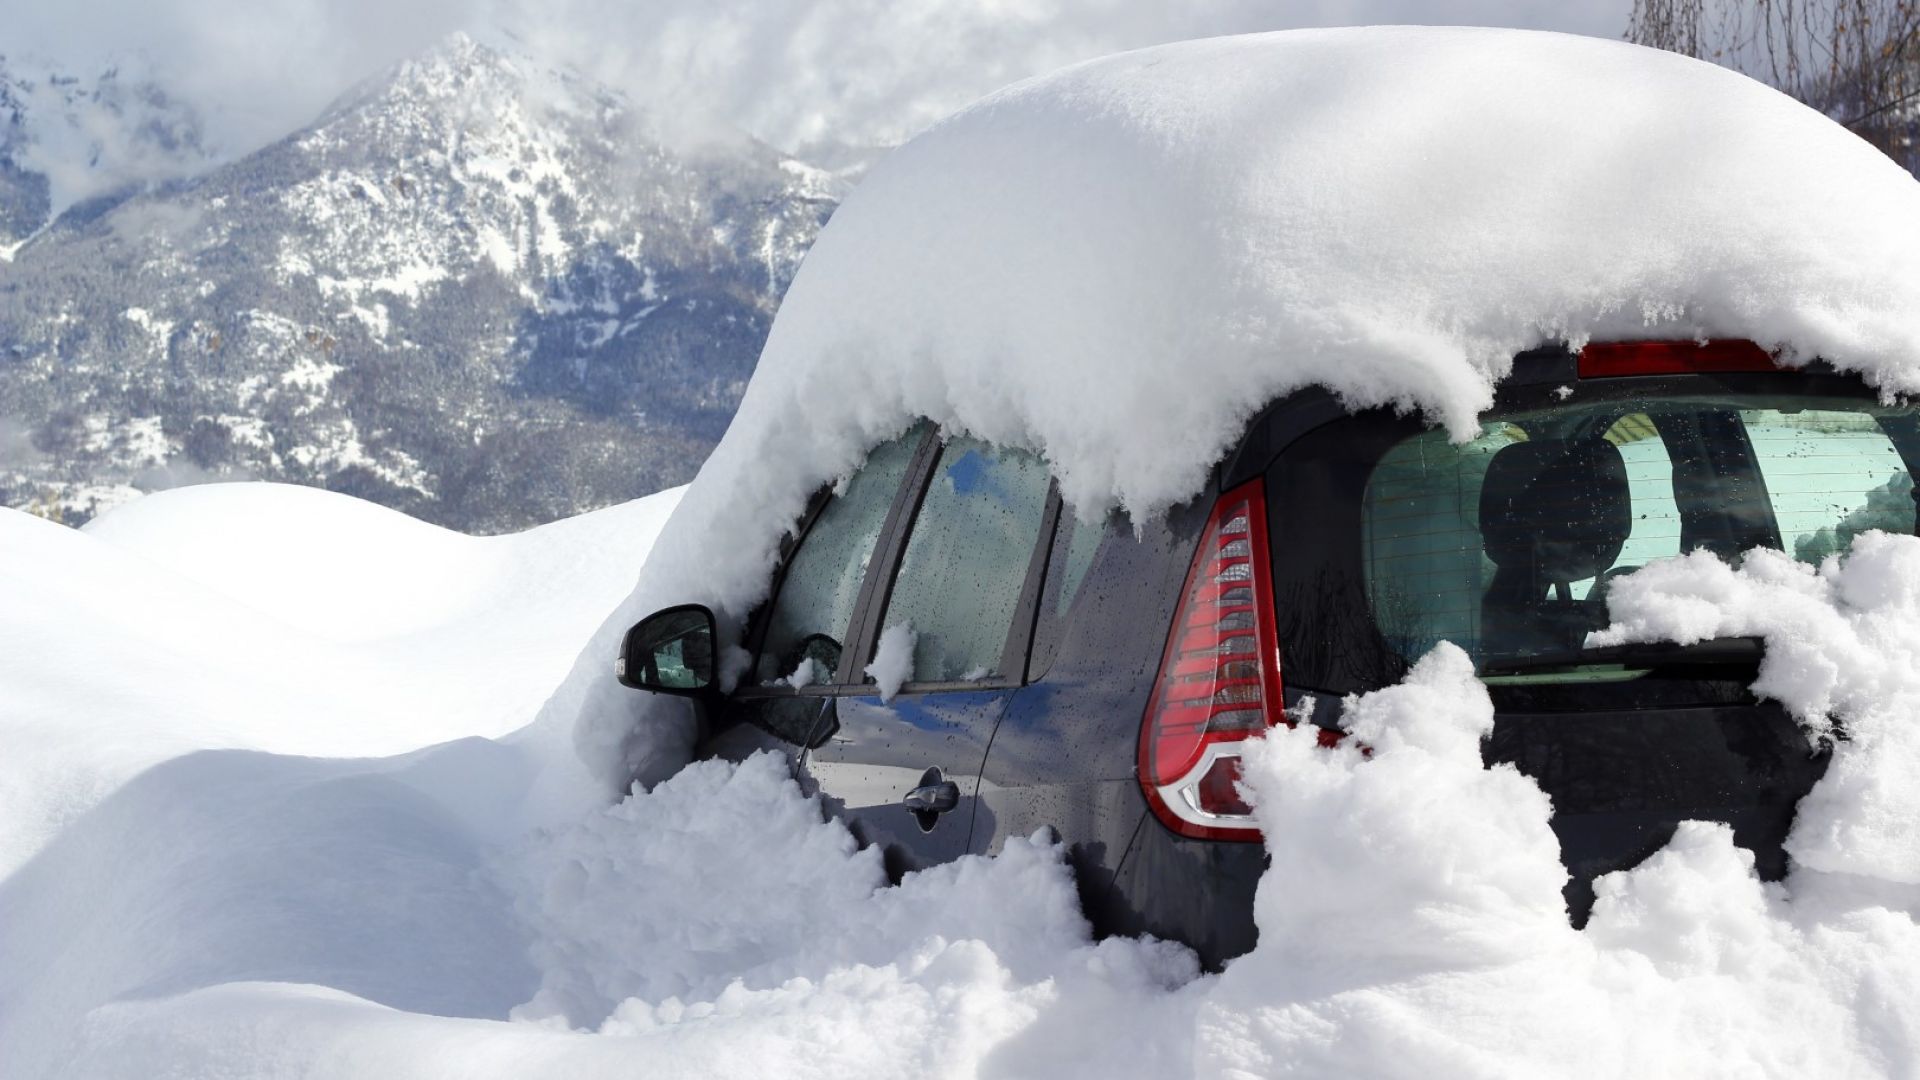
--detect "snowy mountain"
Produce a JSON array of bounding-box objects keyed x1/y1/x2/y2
[{"x1": 0, "y1": 35, "x2": 841, "y2": 532}]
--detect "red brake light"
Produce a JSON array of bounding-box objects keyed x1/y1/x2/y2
[
  {"x1": 1139, "y1": 479, "x2": 1285, "y2": 841},
  {"x1": 1578, "y1": 339, "x2": 1778, "y2": 378}
]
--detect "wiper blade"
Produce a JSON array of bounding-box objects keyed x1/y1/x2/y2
[{"x1": 1479, "y1": 636, "x2": 1766, "y2": 676}]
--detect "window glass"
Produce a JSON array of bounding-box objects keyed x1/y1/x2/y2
[
  {"x1": 1027, "y1": 504, "x2": 1129, "y2": 682},
  {"x1": 1744, "y1": 409, "x2": 1912, "y2": 562},
  {"x1": 1361, "y1": 422, "x2": 1516, "y2": 660},
  {"x1": 872, "y1": 438, "x2": 1053, "y2": 684},
  {"x1": 1604, "y1": 414, "x2": 1684, "y2": 580},
  {"x1": 755, "y1": 432, "x2": 920, "y2": 685},
  {"x1": 1350, "y1": 394, "x2": 1920, "y2": 670},
  {"x1": 1361, "y1": 414, "x2": 1684, "y2": 639},
  {"x1": 1053, "y1": 508, "x2": 1107, "y2": 617}
]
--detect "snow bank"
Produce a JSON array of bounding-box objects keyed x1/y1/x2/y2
[
  {"x1": 1195, "y1": 623, "x2": 1920, "y2": 1077},
  {"x1": 0, "y1": 484, "x2": 681, "y2": 1077},
  {"x1": 33, "y1": 743, "x2": 1197, "y2": 1080},
  {"x1": 550, "y1": 26, "x2": 1920, "y2": 792},
  {"x1": 15, "y1": 477, "x2": 1920, "y2": 1074},
  {"x1": 33, "y1": 536, "x2": 1920, "y2": 1078},
  {"x1": 82, "y1": 482, "x2": 674, "y2": 646},
  {"x1": 80, "y1": 483, "x2": 498, "y2": 641},
  {"x1": 0, "y1": 483, "x2": 679, "y2": 878}
]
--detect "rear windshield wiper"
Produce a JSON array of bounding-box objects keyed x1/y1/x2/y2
[{"x1": 1479, "y1": 636, "x2": 1765, "y2": 676}]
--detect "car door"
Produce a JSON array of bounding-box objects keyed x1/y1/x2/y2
[{"x1": 800, "y1": 436, "x2": 1058, "y2": 879}]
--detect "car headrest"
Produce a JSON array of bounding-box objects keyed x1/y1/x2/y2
[{"x1": 1478, "y1": 436, "x2": 1632, "y2": 584}]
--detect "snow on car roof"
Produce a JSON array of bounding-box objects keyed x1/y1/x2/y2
[
  {"x1": 552, "y1": 25, "x2": 1920, "y2": 790},
  {"x1": 760, "y1": 25, "x2": 1920, "y2": 520}
]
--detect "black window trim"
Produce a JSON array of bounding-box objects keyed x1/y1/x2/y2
[
  {"x1": 1025, "y1": 490, "x2": 1110, "y2": 685},
  {"x1": 1001, "y1": 484, "x2": 1062, "y2": 685}
]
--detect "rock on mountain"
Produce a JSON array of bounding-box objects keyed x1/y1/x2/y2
[{"x1": 0, "y1": 34, "x2": 841, "y2": 532}]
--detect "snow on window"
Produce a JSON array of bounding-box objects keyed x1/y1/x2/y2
[
  {"x1": 863, "y1": 621, "x2": 916, "y2": 702},
  {"x1": 781, "y1": 655, "x2": 828, "y2": 690}
]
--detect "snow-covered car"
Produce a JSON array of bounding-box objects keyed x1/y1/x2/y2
[
  {"x1": 592, "y1": 27, "x2": 1920, "y2": 967},
  {"x1": 618, "y1": 337, "x2": 1920, "y2": 964}
]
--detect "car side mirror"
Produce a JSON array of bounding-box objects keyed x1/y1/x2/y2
[{"x1": 616, "y1": 604, "x2": 717, "y2": 695}]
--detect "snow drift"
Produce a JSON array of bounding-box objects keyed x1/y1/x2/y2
[
  {"x1": 22, "y1": 533, "x2": 1920, "y2": 1078},
  {"x1": 1187, "y1": 539, "x2": 1920, "y2": 1077},
  {"x1": 557, "y1": 25, "x2": 1920, "y2": 792},
  {"x1": 0, "y1": 483, "x2": 681, "y2": 1077},
  {"x1": 13, "y1": 489, "x2": 1920, "y2": 1077}
]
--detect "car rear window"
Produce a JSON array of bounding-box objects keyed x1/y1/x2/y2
[{"x1": 1268, "y1": 386, "x2": 1920, "y2": 692}]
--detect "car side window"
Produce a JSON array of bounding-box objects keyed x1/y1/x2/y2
[
  {"x1": 1050, "y1": 508, "x2": 1108, "y2": 617},
  {"x1": 754, "y1": 432, "x2": 922, "y2": 686},
  {"x1": 1027, "y1": 504, "x2": 1128, "y2": 681},
  {"x1": 869, "y1": 437, "x2": 1052, "y2": 684}
]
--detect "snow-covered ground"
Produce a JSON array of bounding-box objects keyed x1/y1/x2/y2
[
  {"x1": 8, "y1": 481, "x2": 1920, "y2": 1077},
  {"x1": 0, "y1": 483, "x2": 681, "y2": 1076}
]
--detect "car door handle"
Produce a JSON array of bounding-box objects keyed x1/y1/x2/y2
[{"x1": 902, "y1": 780, "x2": 960, "y2": 814}]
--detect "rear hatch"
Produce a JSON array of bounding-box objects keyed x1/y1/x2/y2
[
  {"x1": 1477, "y1": 646, "x2": 1826, "y2": 919},
  {"x1": 1256, "y1": 343, "x2": 1908, "y2": 918}
]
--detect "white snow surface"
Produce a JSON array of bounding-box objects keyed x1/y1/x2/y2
[
  {"x1": 556, "y1": 26, "x2": 1920, "y2": 792},
  {"x1": 0, "y1": 483, "x2": 680, "y2": 1076},
  {"x1": 864, "y1": 621, "x2": 917, "y2": 702},
  {"x1": 10, "y1": 478, "x2": 1920, "y2": 1075},
  {"x1": 773, "y1": 27, "x2": 1920, "y2": 517}
]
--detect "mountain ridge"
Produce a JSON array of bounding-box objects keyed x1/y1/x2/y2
[{"x1": 0, "y1": 33, "x2": 841, "y2": 532}]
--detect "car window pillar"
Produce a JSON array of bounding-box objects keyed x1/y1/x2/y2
[
  {"x1": 834, "y1": 426, "x2": 942, "y2": 684},
  {"x1": 997, "y1": 485, "x2": 1062, "y2": 685}
]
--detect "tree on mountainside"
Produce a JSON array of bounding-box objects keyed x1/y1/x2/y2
[{"x1": 1627, "y1": 0, "x2": 1920, "y2": 173}]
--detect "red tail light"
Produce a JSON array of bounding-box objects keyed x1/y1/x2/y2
[
  {"x1": 1578, "y1": 339, "x2": 1777, "y2": 378},
  {"x1": 1139, "y1": 478, "x2": 1284, "y2": 841}
]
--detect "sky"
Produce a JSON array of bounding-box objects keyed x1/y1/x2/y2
[{"x1": 2, "y1": 0, "x2": 1633, "y2": 168}]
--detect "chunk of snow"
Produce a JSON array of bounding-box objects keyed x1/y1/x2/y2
[
  {"x1": 863, "y1": 622, "x2": 915, "y2": 701},
  {"x1": 762, "y1": 26, "x2": 1920, "y2": 521},
  {"x1": 1186, "y1": 540, "x2": 1920, "y2": 1076},
  {"x1": 782, "y1": 655, "x2": 827, "y2": 690}
]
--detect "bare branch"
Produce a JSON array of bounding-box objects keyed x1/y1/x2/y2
[{"x1": 1627, "y1": 0, "x2": 1920, "y2": 174}]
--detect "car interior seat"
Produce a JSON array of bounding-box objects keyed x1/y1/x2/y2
[{"x1": 1477, "y1": 436, "x2": 1633, "y2": 659}]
